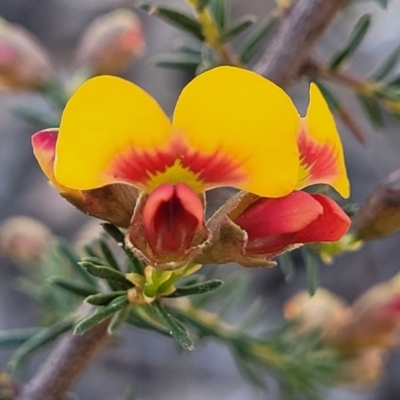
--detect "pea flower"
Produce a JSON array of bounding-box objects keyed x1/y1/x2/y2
[
  {"x1": 198, "y1": 82, "x2": 350, "y2": 266},
  {"x1": 32, "y1": 66, "x2": 350, "y2": 270}
]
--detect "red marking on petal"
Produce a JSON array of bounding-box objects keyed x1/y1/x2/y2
[
  {"x1": 292, "y1": 194, "x2": 351, "y2": 243},
  {"x1": 143, "y1": 183, "x2": 204, "y2": 258},
  {"x1": 297, "y1": 127, "x2": 339, "y2": 187},
  {"x1": 32, "y1": 129, "x2": 58, "y2": 157},
  {"x1": 107, "y1": 135, "x2": 246, "y2": 192}
]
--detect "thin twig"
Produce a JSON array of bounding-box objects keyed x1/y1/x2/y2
[
  {"x1": 255, "y1": 0, "x2": 350, "y2": 87},
  {"x1": 17, "y1": 320, "x2": 110, "y2": 400},
  {"x1": 302, "y1": 59, "x2": 373, "y2": 94}
]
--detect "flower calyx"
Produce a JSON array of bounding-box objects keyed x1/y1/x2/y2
[{"x1": 126, "y1": 263, "x2": 202, "y2": 304}]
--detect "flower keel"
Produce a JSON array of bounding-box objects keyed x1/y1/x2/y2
[
  {"x1": 128, "y1": 184, "x2": 209, "y2": 269},
  {"x1": 198, "y1": 191, "x2": 351, "y2": 267}
]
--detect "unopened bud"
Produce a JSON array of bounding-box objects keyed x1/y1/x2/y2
[
  {"x1": 73, "y1": 9, "x2": 145, "y2": 76},
  {"x1": 337, "y1": 350, "x2": 385, "y2": 386},
  {"x1": 284, "y1": 289, "x2": 348, "y2": 339},
  {"x1": 355, "y1": 168, "x2": 400, "y2": 240},
  {"x1": 0, "y1": 18, "x2": 54, "y2": 90},
  {"x1": 0, "y1": 216, "x2": 51, "y2": 264},
  {"x1": 332, "y1": 274, "x2": 400, "y2": 352},
  {"x1": 0, "y1": 372, "x2": 17, "y2": 400}
]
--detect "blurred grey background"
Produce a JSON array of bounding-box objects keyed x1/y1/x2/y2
[{"x1": 0, "y1": 0, "x2": 400, "y2": 399}]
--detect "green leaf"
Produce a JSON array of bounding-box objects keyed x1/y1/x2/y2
[
  {"x1": 167, "y1": 279, "x2": 223, "y2": 297},
  {"x1": 127, "y1": 306, "x2": 170, "y2": 335},
  {"x1": 238, "y1": 298, "x2": 266, "y2": 330},
  {"x1": 102, "y1": 223, "x2": 125, "y2": 243},
  {"x1": 107, "y1": 305, "x2": 130, "y2": 334},
  {"x1": 81, "y1": 256, "x2": 107, "y2": 266},
  {"x1": 210, "y1": 0, "x2": 227, "y2": 28},
  {"x1": 234, "y1": 355, "x2": 268, "y2": 389},
  {"x1": 303, "y1": 248, "x2": 319, "y2": 296},
  {"x1": 388, "y1": 75, "x2": 400, "y2": 87},
  {"x1": 342, "y1": 203, "x2": 359, "y2": 217},
  {"x1": 173, "y1": 37, "x2": 203, "y2": 54},
  {"x1": 357, "y1": 94, "x2": 384, "y2": 127},
  {"x1": 86, "y1": 291, "x2": 127, "y2": 306},
  {"x1": 55, "y1": 240, "x2": 97, "y2": 285},
  {"x1": 372, "y1": 44, "x2": 400, "y2": 81},
  {"x1": 239, "y1": 16, "x2": 277, "y2": 64},
  {"x1": 0, "y1": 328, "x2": 42, "y2": 348},
  {"x1": 83, "y1": 244, "x2": 100, "y2": 258},
  {"x1": 329, "y1": 14, "x2": 371, "y2": 71},
  {"x1": 374, "y1": 0, "x2": 389, "y2": 8},
  {"x1": 378, "y1": 85, "x2": 400, "y2": 101},
  {"x1": 102, "y1": 223, "x2": 144, "y2": 273},
  {"x1": 74, "y1": 296, "x2": 128, "y2": 335},
  {"x1": 213, "y1": 273, "x2": 250, "y2": 316},
  {"x1": 151, "y1": 53, "x2": 202, "y2": 70},
  {"x1": 50, "y1": 277, "x2": 98, "y2": 298},
  {"x1": 221, "y1": 15, "x2": 257, "y2": 42},
  {"x1": 9, "y1": 319, "x2": 74, "y2": 377},
  {"x1": 99, "y1": 240, "x2": 121, "y2": 271},
  {"x1": 196, "y1": 45, "x2": 219, "y2": 74},
  {"x1": 43, "y1": 79, "x2": 68, "y2": 110},
  {"x1": 151, "y1": 302, "x2": 194, "y2": 350},
  {"x1": 79, "y1": 261, "x2": 132, "y2": 289},
  {"x1": 278, "y1": 253, "x2": 295, "y2": 282},
  {"x1": 140, "y1": 3, "x2": 204, "y2": 41},
  {"x1": 313, "y1": 81, "x2": 341, "y2": 112}
]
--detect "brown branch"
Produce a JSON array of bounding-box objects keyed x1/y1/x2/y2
[
  {"x1": 17, "y1": 320, "x2": 110, "y2": 400},
  {"x1": 255, "y1": 0, "x2": 350, "y2": 88}
]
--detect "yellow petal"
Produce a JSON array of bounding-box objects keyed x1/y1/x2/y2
[
  {"x1": 55, "y1": 75, "x2": 172, "y2": 190},
  {"x1": 172, "y1": 66, "x2": 300, "y2": 198},
  {"x1": 297, "y1": 83, "x2": 350, "y2": 198}
]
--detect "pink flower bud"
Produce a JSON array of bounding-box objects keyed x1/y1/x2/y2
[
  {"x1": 73, "y1": 9, "x2": 145, "y2": 76},
  {"x1": 0, "y1": 216, "x2": 51, "y2": 264},
  {"x1": 338, "y1": 350, "x2": 385, "y2": 386},
  {"x1": 332, "y1": 275, "x2": 400, "y2": 352},
  {"x1": 284, "y1": 289, "x2": 348, "y2": 339},
  {"x1": 0, "y1": 18, "x2": 54, "y2": 90}
]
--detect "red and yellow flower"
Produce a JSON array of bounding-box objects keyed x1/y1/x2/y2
[{"x1": 32, "y1": 66, "x2": 350, "y2": 269}]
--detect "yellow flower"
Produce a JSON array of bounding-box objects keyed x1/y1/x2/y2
[{"x1": 32, "y1": 66, "x2": 349, "y2": 269}]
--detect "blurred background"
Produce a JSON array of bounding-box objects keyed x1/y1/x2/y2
[{"x1": 0, "y1": 0, "x2": 400, "y2": 399}]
